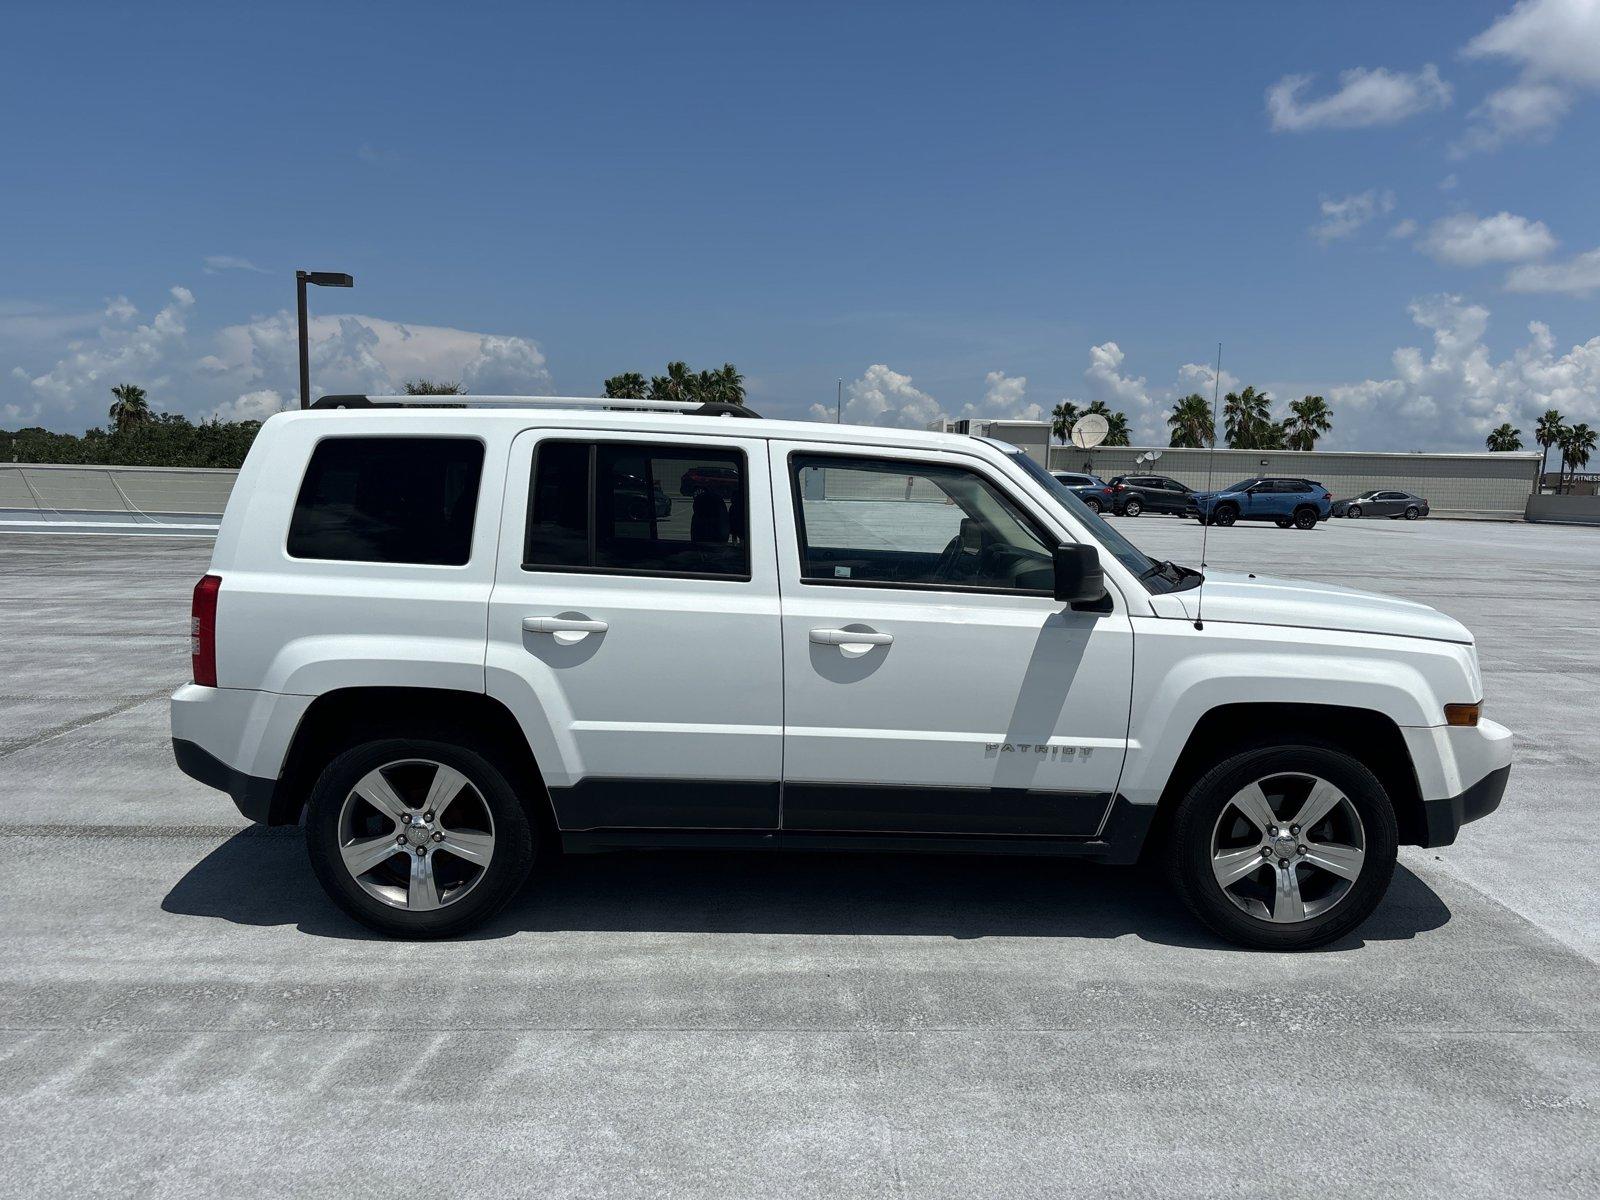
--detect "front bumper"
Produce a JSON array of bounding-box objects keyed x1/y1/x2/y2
[{"x1": 1419, "y1": 764, "x2": 1510, "y2": 847}]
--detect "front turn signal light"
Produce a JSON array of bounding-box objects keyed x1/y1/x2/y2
[{"x1": 1444, "y1": 702, "x2": 1481, "y2": 727}]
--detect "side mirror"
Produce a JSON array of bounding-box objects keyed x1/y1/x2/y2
[{"x1": 1053, "y1": 544, "x2": 1107, "y2": 608}]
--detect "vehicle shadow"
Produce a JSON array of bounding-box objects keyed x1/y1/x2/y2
[{"x1": 162, "y1": 830, "x2": 1452, "y2": 952}]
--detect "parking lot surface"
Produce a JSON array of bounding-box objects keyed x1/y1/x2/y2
[{"x1": 1, "y1": 519, "x2": 1596, "y2": 1198}]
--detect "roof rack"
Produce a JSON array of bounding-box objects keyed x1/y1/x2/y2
[{"x1": 311, "y1": 394, "x2": 761, "y2": 419}]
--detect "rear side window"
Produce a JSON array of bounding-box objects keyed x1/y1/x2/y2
[
  {"x1": 524, "y1": 441, "x2": 750, "y2": 579},
  {"x1": 287, "y1": 437, "x2": 484, "y2": 565}
]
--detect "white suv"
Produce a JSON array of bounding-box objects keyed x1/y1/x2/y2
[{"x1": 170, "y1": 396, "x2": 1512, "y2": 949}]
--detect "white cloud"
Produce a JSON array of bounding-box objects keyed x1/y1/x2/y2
[
  {"x1": 976, "y1": 370, "x2": 1041, "y2": 421},
  {"x1": 4, "y1": 285, "x2": 555, "y2": 429},
  {"x1": 1457, "y1": 0, "x2": 1600, "y2": 153},
  {"x1": 815, "y1": 363, "x2": 942, "y2": 428},
  {"x1": 1267, "y1": 64, "x2": 1451, "y2": 131},
  {"x1": 1326, "y1": 294, "x2": 1600, "y2": 447},
  {"x1": 1417, "y1": 211, "x2": 1557, "y2": 266},
  {"x1": 1505, "y1": 246, "x2": 1600, "y2": 294},
  {"x1": 1389, "y1": 218, "x2": 1420, "y2": 239},
  {"x1": 1439, "y1": 173, "x2": 1460, "y2": 191},
  {"x1": 1178, "y1": 360, "x2": 1239, "y2": 400},
  {"x1": 1311, "y1": 189, "x2": 1396, "y2": 242},
  {"x1": 203, "y1": 255, "x2": 270, "y2": 275},
  {"x1": 211, "y1": 389, "x2": 288, "y2": 421}
]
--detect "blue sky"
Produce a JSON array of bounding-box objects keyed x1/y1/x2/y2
[{"x1": 2, "y1": 0, "x2": 1597, "y2": 449}]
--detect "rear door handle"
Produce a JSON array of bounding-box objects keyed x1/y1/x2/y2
[
  {"x1": 523, "y1": 616, "x2": 608, "y2": 645},
  {"x1": 810, "y1": 627, "x2": 892, "y2": 649}
]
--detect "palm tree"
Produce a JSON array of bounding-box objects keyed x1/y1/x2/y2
[
  {"x1": 1484, "y1": 423, "x2": 1523, "y2": 452},
  {"x1": 603, "y1": 372, "x2": 647, "y2": 400},
  {"x1": 1050, "y1": 401, "x2": 1080, "y2": 445},
  {"x1": 648, "y1": 361, "x2": 698, "y2": 405},
  {"x1": 704, "y1": 362, "x2": 746, "y2": 406},
  {"x1": 1535, "y1": 409, "x2": 1566, "y2": 491},
  {"x1": 1222, "y1": 386, "x2": 1275, "y2": 449},
  {"x1": 1558, "y1": 423, "x2": 1596, "y2": 493},
  {"x1": 1084, "y1": 400, "x2": 1131, "y2": 447},
  {"x1": 403, "y1": 379, "x2": 462, "y2": 395},
  {"x1": 108, "y1": 383, "x2": 151, "y2": 433},
  {"x1": 1283, "y1": 395, "x2": 1333, "y2": 452},
  {"x1": 1166, "y1": 393, "x2": 1213, "y2": 449}
]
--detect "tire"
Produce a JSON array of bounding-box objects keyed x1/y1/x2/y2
[
  {"x1": 1166, "y1": 743, "x2": 1398, "y2": 951},
  {"x1": 1274, "y1": 518, "x2": 1291, "y2": 528},
  {"x1": 1293, "y1": 507, "x2": 1317, "y2": 530},
  {"x1": 1084, "y1": 497, "x2": 1103, "y2": 514},
  {"x1": 1213, "y1": 505, "x2": 1237, "y2": 527},
  {"x1": 305, "y1": 737, "x2": 537, "y2": 938},
  {"x1": 1404, "y1": 506, "x2": 1420, "y2": 520},
  {"x1": 1123, "y1": 498, "x2": 1143, "y2": 517},
  {"x1": 1347, "y1": 505, "x2": 1361, "y2": 519}
]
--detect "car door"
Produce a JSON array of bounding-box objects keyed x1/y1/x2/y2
[
  {"x1": 1241, "y1": 480, "x2": 1273, "y2": 519},
  {"x1": 1376, "y1": 491, "x2": 1404, "y2": 516},
  {"x1": 770, "y1": 441, "x2": 1134, "y2": 837},
  {"x1": 1155, "y1": 478, "x2": 1186, "y2": 513},
  {"x1": 486, "y1": 428, "x2": 783, "y2": 830}
]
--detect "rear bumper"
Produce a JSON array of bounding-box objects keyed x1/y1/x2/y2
[
  {"x1": 1419, "y1": 763, "x2": 1510, "y2": 847},
  {"x1": 172, "y1": 737, "x2": 281, "y2": 823}
]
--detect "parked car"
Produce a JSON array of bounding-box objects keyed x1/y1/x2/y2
[
  {"x1": 1051, "y1": 470, "x2": 1115, "y2": 514},
  {"x1": 1192, "y1": 477, "x2": 1332, "y2": 529},
  {"x1": 679, "y1": 463, "x2": 739, "y2": 499},
  {"x1": 1106, "y1": 474, "x2": 1199, "y2": 518},
  {"x1": 172, "y1": 397, "x2": 1510, "y2": 950},
  {"x1": 1333, "y1": 490, "x2": 1430, "y2": 520}
]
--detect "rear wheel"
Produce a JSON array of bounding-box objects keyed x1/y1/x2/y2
[
  {"x1": 305, "y1": 738, "x2": 537, "y2": 938},
  {"x1": 1167, "y1": 744, "x2": 1398, "y2": 950},
  {"x1": 1404, "y1": 506, "x2": 1420, "y2": 520},
  {"x1": 1123, "y1": 497, "x2": 1143, "y2": 517},
  {"x1": 1293, "y1": 507, "x2": 1318, "y2": 530},
  {"x1": 1212, "y1": 505, "x2": 1237, "y2": 527},
  {"x1": 1084, "y1": 497, "x2": 1103, "y2": 514}
]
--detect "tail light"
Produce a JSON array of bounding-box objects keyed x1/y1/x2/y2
[
  {"x1": 1113, "y1": 483, "x2": 1126, "y2": 491},
  {"x1": 191, "y1": 574, "x2": 221, "y2": 687}
]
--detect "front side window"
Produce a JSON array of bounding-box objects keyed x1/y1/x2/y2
[
  {"x1": 287, "y1": 436, "x2": 484, "y2": 565},
  {"x1": 524, "y1": 441, "x2": 750, "y2": 579},
  {"x1": 790, "y1": 453, "x2": 1053, "y2": 593}
]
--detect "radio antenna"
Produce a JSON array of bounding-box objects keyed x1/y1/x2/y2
[{"x1": 1193, "y1": 342, "x2": 1222, "y2": 631}]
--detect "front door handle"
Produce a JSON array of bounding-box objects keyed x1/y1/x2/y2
[
  {"x1": 523, "y1": 616, "x2": 609, "y2": 645},
  {"x1": 810, "y1": 627, "x2": 893, "y2": 654}
]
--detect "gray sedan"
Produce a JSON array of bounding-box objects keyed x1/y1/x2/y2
[{"x1": 1332, "y1": 490, "x2": 1430, "y2": 519}]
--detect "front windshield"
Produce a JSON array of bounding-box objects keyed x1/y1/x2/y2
[
  {"x1": 1222, "y1": 478, "x2": 1257, "y2": 493},
  {"x1": 1005, "y1": 450, "x2": 1199, "y2": 594}
]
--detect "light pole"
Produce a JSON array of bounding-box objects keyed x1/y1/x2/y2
[
  {"x1": 836, "y1": 378, "x2": 842, "y2": 423},
  {"x1": 296, "y1": 270, "x2": 354, "y2": 408}
]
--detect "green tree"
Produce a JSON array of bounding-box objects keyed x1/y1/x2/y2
[
  {"x1": 1050, "y1": 401, "x2": 1080, "y2": 445},
  {"x1": 1223, "y1": 386, "x2": 1279, "y2": 449},
  {"x1": 403, "y1": 379, "x2": 462, "y2": 395},
  {"x1": 1084, "y1": 400, "x2": 1130, "y2": 447},
  {"x1": 108, "y1": 383, "x2": 151, "y2": 433},
  {"x1": 603, "y1": 372, "x2": 648, "y2": 400},
  {"x1": 648, "y1": 361, "x2": 698, "y2": 405},
  {"x1": 1484, "y1": 423, "x2": 1523, "y2": 452},
  {"x1": 1166, "y1": 393, "x2": 1213, "y2": 448},
  {"x1": 1558, "y1": 422, "x2": 1596, "y2": 493},
  {"x1": 1283, "y1": 395, "x2": 1333, "y2": 452},
  {"x1": 698, "y1": 362, "x2": 746, "y2": 406},
  {"x1": 1535, "y1": 409, "x2": 1566, "y2": 489}
]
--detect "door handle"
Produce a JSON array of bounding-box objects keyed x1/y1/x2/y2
[
  {"x1": 810, "y1": 627, "x2": 892, "y2": 648},
  {"x1": 523, "y1": 616, "x2": 609, "y2": 645}
]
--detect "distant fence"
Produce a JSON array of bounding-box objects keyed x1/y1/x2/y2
[{"x1": 0, "y1": 463, "x2": 234, "y2": 526}]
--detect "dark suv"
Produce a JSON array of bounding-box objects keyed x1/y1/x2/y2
[
  {"x1": 1050, "y1": 471, "x2": 1115, "y2": 513},
  {"x1": 1107, "y1": 474, "x2": 1198, "y2": 518}
]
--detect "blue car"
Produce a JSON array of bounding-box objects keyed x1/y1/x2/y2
[{"x1": 1192, "y1": 476, "x2": 1332, "y2": 530}]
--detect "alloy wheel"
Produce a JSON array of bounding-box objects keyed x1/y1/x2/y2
[
  {"x1": 1209, "y1": 772, "x2": 1366, "y2": 923},
  {"x1": 336, "y1": 758, "x2": 497, "y2": 911}
]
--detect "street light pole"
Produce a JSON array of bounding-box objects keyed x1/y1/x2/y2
[
  {"x1": 296, "y1": 270, "x2": 355, "y2": 408},
  {"x1": 836, "y1": 378, "x2": 842, "y2": 423}
]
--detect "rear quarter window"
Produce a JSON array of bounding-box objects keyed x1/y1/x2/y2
[{"x1": 287, "y1": 436, "x2": 485, "y2": 565}]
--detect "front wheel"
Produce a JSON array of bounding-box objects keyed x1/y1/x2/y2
[
  {"x1": 1347, "y1": 505, "x2": 1362, "y2": 519},
  {"x1": 305, "y1": 738, "x2": 537, "y2": 938},
  {"x1": 1167, "y1": 744, "x2": 1398, "y2": 950},
  {"x1": 1404, "y1": 506, "x2": 1420, "y2": 520},
  {"x1": 1123, "y1": 498, "x2": 1143, "y2": 517},
  {"x1": 1274, "y1": 518, "x2": 1291, "y2": 528},
  {"x1": 1212, "y1": 505, "x2": 1237, "y2": 527}
]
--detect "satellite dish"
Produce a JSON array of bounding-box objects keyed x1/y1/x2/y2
[
  {"x1": 1070, "y1": 413, "x2": 1109, "y2": 449},
  {"x1": 1147, "y1": 449, "x2": 1162, "y2": 461}
]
